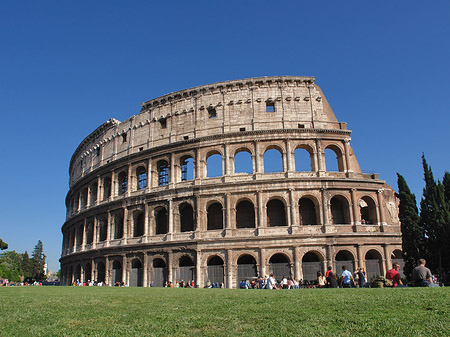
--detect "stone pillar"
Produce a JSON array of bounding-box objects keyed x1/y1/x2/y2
[
  {"x1": 86, "y1": 185, "x2": 91, "y2": 209},
  {"x1": 285, "y1": 139, "x2": 293, "y2": 174},
  {"x1": 254, "y1": 141, "x2": 261, "y2": 174},
  {"x1": 196, "y1": 250, "x2": 202, "y2": 288},
  {"x1": 167, "y1": 251, "x2": 174, "y2": 285},
  {"x1": 356, "y1": 245, "x2": 363, "y2": 269},
  {"x1": 123, "y1": 207, "x2": 128, "y2": 245},
  {"x1": 351, "y1": 188, "x2": 360, "y2": 227},
  {"x1": 294, "y1": 247, "x2": 302, "y2": 280},
  {"x1": 383, "y1": 244, "x2": 389, "y2": 276},
  {"x1": 377, "y1": 189, "x2": 386, "y2": 228},
  {"x1": 126, "y1": 164, "x2": 132, "y2": 197},
  {"x1": 225, "y1": 193, "x2": 232, "y2": 232},
  {"x1": 143, "y1": 253, "x2": 148, "y2": 287},
  {"x1": 82, "y1": 218, "x2": 87, "y2": 249},
  {"x1": 105, "y1": 257, "x2": 110, "y2": 286},
  {"x1": 146, "y1": 159, "x2": 152, "y2": 191},
  {"x1": 256, "y1": 190, "x2": 265, "y2": 235},
  {"x1": 92, "y1": 217, "x2": 97, "y2": 248},
  {"x1": 96, "y1": 176, "x2": 101, "y2": 205},
  {"x1": 326, "y1": 244, "x2": 333, "y2": 271},
  {"x1": 321, "y1": 188, "x2": 329, "y2": 227},
  {"x1": 226, "y1": 249, "x2": 233, "y2": 289},
  {"x1": 343, "y1": 138, "x2": 353, "y2": 174},
  {"x1": 107, "y1": 211, "x2": 112, "y2": 246},
  {"x1": 315, "y1": 139, "x2": 325, "y2": 175},
  {"x1": 224, "y1": 143, "x2": 230, "y2": 176},
  {"x1": 259, "y1": 248, "x2": 266, "y2": 278},
  {"x1": 121, "y1": 255, "x2": 127, "y2": 286},
  {"x1": 168, "y1": 199, "x2": 173, "y2": 237},
  {"x1": 170, "y1": 152, "x2": 175, "y2": 185},
  {"x1": 144, "y1": 203, "x2": 149, "y2": 239}
]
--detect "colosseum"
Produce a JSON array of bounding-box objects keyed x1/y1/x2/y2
[{"x1": 60, "y1": 76, "x2": 403, "y2": 287}]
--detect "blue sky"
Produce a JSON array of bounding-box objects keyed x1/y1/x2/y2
[{"x1": 1, "y1": 1, "x2": 449, "y2": 272}]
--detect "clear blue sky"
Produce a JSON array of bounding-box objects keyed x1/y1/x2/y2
[{"x1": 1, "y1": 1, "x2": 449, "y2": 272}]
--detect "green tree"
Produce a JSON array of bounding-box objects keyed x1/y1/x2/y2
[
  {"x1": 396, "y1": 173, "x2": 424, "y2": 279},
  {"x1": 443, "y1": 171, "x2": 450, "y2": 204},
  {"x1": 31, "y1": 240, "x2": 46, "y2": 281},
  {"x1": 419, "y1": 155, "x2": 450, "y2": 277},
  {"x1": 0, "y1": 251, "x2": 24, "y2": 282},
  {"x1": 0, "y1": 239, "x2": 8, "y2": 250}
]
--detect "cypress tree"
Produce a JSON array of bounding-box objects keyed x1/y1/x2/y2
[
  {"x1": 443, "y1": 172, "x2": 450, "y2": 204},
  {"x1": 396, "y1": 173, "x2": 423, "y2": 279},
  {"x1": 0, "y1": 238, "x2": 7, "y2": 250}
]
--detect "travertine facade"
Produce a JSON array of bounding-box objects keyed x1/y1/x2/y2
[{"x1": 60, "y1": 76, "x2": 402, "y2": 287}]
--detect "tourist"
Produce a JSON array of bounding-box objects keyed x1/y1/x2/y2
[
  {"x1": 326, "y1": 272, "x2": 338, "y2": 288},
  {"x1": 325, "y1": 266, "x2": 332, "y2": 278},
  {"x1": 385, "y1": 262, "x2": 404, "y2": 287},
  {"x1": 340, "y1": 265, "x2": 354, "y2": 288},
  {"x1": 354, "y1": 268, "x2": 366, "y2": 288},
  {"x1": 266, "y1": 273, "x2": 276, "y2": 289},
  {"x1": 317, "y1": 271, "x2": 326, "y2": 288},
  {"x1": 412, "y1": 259, "x2": 437, "y2": 287}
]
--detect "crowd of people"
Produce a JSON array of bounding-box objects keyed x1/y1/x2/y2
[{"x1": 72, "y1": 279, "x2": 106, "y2": 286}]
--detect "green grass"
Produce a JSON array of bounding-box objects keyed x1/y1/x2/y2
[{"x1": 1, "y1": 287, "x2": 449, "y2": 336}]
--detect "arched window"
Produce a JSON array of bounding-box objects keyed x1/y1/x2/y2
[
  {"x1": 155, "y1": 208, "x2": 168, "y2": 234},
  {"x1": 76, "y1": 224, "x2": 83, "y2": 247},
  {"x1": 264, "y1": 148, "x2": 283, "y2": 173},
  {"x1": 324, "y1": 145, "x2": 344, "y2": 172},
  {"x1": 86, "y1": 221, "x2": 94, "y2": 244},
  {"x1": 236, "y1": 200, "x2": 255, "y2": 228},
  {"x1": 330, "y1": 196, "x2": 350, "y2": 225},
  {"x1": 130, "y1": 259, "x2": 143, "y2": 287},
  {"x1": 177, "y1": 256, "x2": 195, "y2": 284},
  {"x1": 84, "y1": 263, "x2": 92, "y2": 282},
  {"x1": 207, "y1": 256, "x2": 224, "y2": 285},
  {"x1": 269, "y1": 254, "x2": 291, "y2": 279},
  {"x1": 295, "y1": 148, "x2": 312, "y2": 172},
  {"x1": 207, "y1": 203, "x2": 223, "y2": 230},
  {"x1": 98, "y1": 217, "x2": 107, "y2": 241},
  {"x1": 181, "y1": 156, "x2": 194, "y2": 181},
  {"x1": 157, "y1": 160, "x2": 169, "y2": 186},
  {"x1": 207, "y1": 153, "x2": 222, "y2": 178},
  {"x1": 103, "y1": 177, "x2": 111, "y2": 200},
  {"x1": 112, "y1": 260, "x2": 122, "y2": 284},
  {"x1": 134, "y1": 212, "x2": 144, "y2": 237},
  {"x1": 118, "y1": 171, "x2": 127, "y2": 195},
  {"x1": 365, "y1": 250, "x2": 383, "y2": 280},
  {"x1": 299, "y1": 197, "x2": 317, "y2": 225},
  {"x1": 180, "y1": 203, "x2": 194, "y2": 232},
  {"x1": 267, "y1": 199, "x2": 286, "y2": 227},
  {"x1": 335, "y1": 250, "x2": 355, "y2": 273},
  {"x1": 152, "y1": 258, "x2": 168, "y2": 287},
  {"x1": 80, "y1": 188, "x2": 88, "y2": 209},
  {"x1": 237, "y1": 255, "x2": 257, "y2": 287},
  {"x1": 360, "y1": 196, "x2": 377, "y2": 224},
  {"x1": 97, "y1": 262, "x2": 106, "y2": 283},
  {"x1": 114, "y1": 214, "x2": 123, "y2": 239},
  {"x1": 136, "y1": 166, "x2": 147, "y2": 190},
  {"x1": 89, "y1": 183, "x2": 97, "y2": 205},
  {"x1": 234, "y1": 150, "x2": 253, "y2": 174}
]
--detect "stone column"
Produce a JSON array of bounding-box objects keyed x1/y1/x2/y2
[
  {"x1": 86, "y1": 185, "x2": 91, "y2": 209},
  {"x1": 92, "y1": 217, "x2": 97, "y2": 248},
  {"x1": 144, "y1": 203, "x2": 149, "y2": 240},
  {"x1": 226, "y1": 249, "x2": 233, "y2": 289},
  {"x1": 377, "y1": 189, "x2": 386, "y2": 228},
  {"x1": 343, "y1": 138, "x2": 353, "y2": 174},
  {"x1": 167, "y1": 251, "x2": 174, "y2": 285},
  {"x1": 169, "y1": 152, "x2": 175, "y2": 185},
  {"x1": 256, "y1": 190, "x2": 265, "y2": 235},
  {"x1": 351, "y1": 188, "x2": 359, "y2": 228},
  {"x1": 82, "y1": 218, "x2": 87, "y2": 250},
  {"x1": 121, "y1": 255, "x2": 127, "y2": 286},
  {"x1": 105, "y1": 257, "x2": 110, "y2": 286},
  {"x1": 315, "y1": 139, "x2": 325, "y2": 175},
  {"x1": 356, "y1": 245, "x2": 363, "y2": 269},
  {"x1": 96, "y1": 176, "x2": 101, "y2": 205},
  {"x1": 196, "y1": 249, "x2": 202, "y2": 288},
  {"x1": 254, "y1": 141, "x2": 261, "y2": 174},
  {"x1": 285, "y1": 139, "x2": 293, "y2": 174},
  {"x1": 107, "y1": 211, "x2": 112, "y2": 246},
  {"x1": 126, "y1": 164, "x2": 132, "y2": 197},
  {"x1": 294, "y1": 247, "x2": 302, "y2": 280},
  {"x1": 224, "y1": 143, "x2": 230, "y2": 176},
  {"x1": 321, "y1": 188, "x2": 329, "y2": 228},
  {"x1": 123, "y1": 207, "x2": 128, "y2": 245},
  {"x1": 146, "y1": 159, "x2": 152, "y2": 191},
  {"x1": 225, "y1": 193, "x2": 232, "y2": 234},
  {"x1": 259, "y1": 248, "x2": 266, "y2": 278},
  {"x1": 143, "y1": 253, "x2": 148, "y2": 287},
  {"x1": 383, "y1": 244, "x2": 389, "y2": 276},
  {"x1": 168, "y1": 199, "x2": 173, "y2": 237}
]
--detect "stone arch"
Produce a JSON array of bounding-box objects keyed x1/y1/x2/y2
[
  {"x1": 207, "y1": 202, "x2": 223, "y2": 230},
  {"x1": 84, "y1": 262, "x2": 92, "y2": 282},
  {"x1": 294, "y1": 145, "x2": 314, "y2": 172},
  {"x1": 206, "y1": 150, "x2": 223, "y2": 178},
  {"x1": 133, "y1": 211, "x2": 145, "y2": 237},
  {"x1": 180, "y1": 155, "x2": 194, "y2": 181},
  {"x1": 236, "y1": 254, "x2": 257, "y2": 287},
  {"x1": 236, "y1": 199, "x2": 255, "y2": 228},
  {"x1": 113, "y1": 211, "x2": 124, "y2": 239},
  {"x1": 234, "y1": 148, "x2": 253, "y2": 174},
  {"x1": 206, "y1": 255, "x2": 225, "y2": 285},
  {"x1": 151, "y1": 258, "x2": 168, "y2": 287},
  {"x1": 360, "y1": 196, "x2": 377, "y2": 224},
  {"x1": 269, "y1": 253, "x2": 291, "y2": 280},
  {"x1": 74, "y1": 264, "x2": 81, "y2": 283},
  {"x1": 96, "y1": 261, "x2": 106, "y2": 283},
  {"x1": 179, "y1": 202, "x2": 194, "y2": 232},
  {"x1": 324, "y1": 144, "x2": 344, "y2": 172},
  {"x1": 86, "y1": 220, "x2": 94, "y2": 244},
  {"x1": 302, "y1": 251, "x2": 324, "y2": 283},
  {"x1": 177, "y1": 255, "x2": 195, "y2": 284},
  {"x1": 299, "y1": 196, "x2": 318, "y2": 225},
  {"x1": 365, "y1": 249, "x2": 383, "y2": 280},
  {"x1": 264, "y1": 147, "x2": 283, "y2": 173},
  {"x1": 330, "y1": 195, "x2": 351, "y2": 225},
  {"x1": 136, "y1": 166, "x2": 147, "y2": 190},
  {"x1": 111, "y1": 260, "x2": 122, "y2": 285},
  {"x1": 155, "y1": 207, "x2": 168, "y2": 234},
  {"x1": 335, "y1": 250, "x2": 355, "y2": 273},
  {"x1": 266, "y1": 198, "x2": 286, "y2": 227},
  {"x1": 130, "y1": 258, "x2": 143, "y2": 287},
  {"x1": 157, "y1": 160, "x2": 169, "y2": 186},
  {"x1": 89, "y1": 181, "x2": 98, "y2": 206},
  {"x1": 98, "y1": 215, "x2": 108, "y2": 242},
  {"x1": 103, "y1": 176, "x2": 112, "y2": 200},
  {"x1": 118, "y1": 171, "x2": 128, "y2": 195}
]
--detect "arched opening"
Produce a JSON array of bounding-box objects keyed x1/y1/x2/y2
[
  {"x1": 335, "y1": 250, "x2": 355, "y2": 274},
  {"x1": 130, "y1": 259, "x2": 143, "y2": 287},
  {"x1": 97, "y1": 262, "x2": 105, "y2": 283},
  {"x1": 237, "y1": 255, "x2": 257, "y2": 287},
  {"x1": 76, "y1": 224, "x2": 83, "y2": 247},
  {"x1": 98, "y1": 217, "x2": 107, "y2": 242},
  {"x1": 136, "y1": 166, "x2": 147, "y2": 190},
  {"x1": 118, "y1": 171, "x2": 127, "y2": 195},
  {"x1": 295, "y1": 148, "x2": 312, "y2": 172},
  {"x1": 299, "y1": 197, "x2": 317, "y2": 225},
  {"x1": 181, "y1": 156, "x2": 194, "y2": 181},
  {"x1": 157, "y1": 160, "x2": 169, "y2": 186},
  {"x1": 236, "y1": 200, "x2": 255, "y2": 228},
  {"x1": 177, "y1": 256, "x2": 195, "y2": 284},
  {"x1": 112, "y1": 260, "x2": 122, "y2": 285},
  {"x1": 269, "y1": 254, "x2": 291, "y2": 280},
  {"x1": 80, "y1": 188, "x2": 88, "y2": 209},
  {"x1": 324, "y1": 145, "x2": 344, "y2": 172},
  {"x1": 151, "y1": 258, "x2": 168, "y2": 287},
  {"x1": 68, "y1": 266, "x2": 74, "y2": 285},
  {"x1": 155, "y1": 208, "x2": 168, "y2": 235},
  {"x1": 234, "y1": 150, "x2": 253, "y2": 174},
  {"x1": 365, "y1": 250, "x2": 383, "y2": 280},
  {"x1": 267, "y1": 199, "x2": 286, "y2": 227},
  {"x1": 360, "y1": 196, "x2": 377, "y2": 224},
  {"x1": 134, "y1": 212, "x2": 144, "y2": 237},
  {"x1": 74, "y1": 264, "x2": 81, "y2": 283},
  {"x1": 103, "y1": 176, "x2": 111, "y2": 200},
  {"x1": 89, "y1": 183, "x2": 97, "y2": 206},
  {"x1": 264, "y1": 148, "x2": 283, "y2": 173},
  {"x1": 180, "y1": 203, "x2": 194, "y2": 232},
  {"x1": 391, "y1": 249, "x2": 404, "y2": 277},
  {"x1": 86, "y1": 222, "x2": 94, "y2": 244},
  {"x1": 302, "y1": 252, "x2": 323, "y2": 283},
  {"x1": 84, "y1": 263, "x2": 92, "y2": 282},
  {"x1": 114, "y1": 214, "x2": 123, "y2": 239},
  {"x1": 207, "y1": 203, "x2": 223, "y2": 230},
  {"x1": 330, "y1": 196, "x2": 350, "y2": 225},
  {"x1": 207, "y1": 256, "x2": 224, "y2": 285},
  {"x1": 206, "y1": 153, "x2": 222, "y2": 178}
]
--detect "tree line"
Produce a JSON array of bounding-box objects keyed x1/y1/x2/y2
[
  {"x1": 397, "y1": 155, "x2": 450, "y2": 282},
  {"x1": 0, "y1": 239, "x2": 47, "y2": 282}
]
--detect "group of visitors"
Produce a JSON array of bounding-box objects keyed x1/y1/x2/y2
[
  {"x1": 239, "y1": 274, "x2": 302, "y2": 289},
  {"x1": 164, "y1": 280, "x2": 195, "y2": 288},
  {"x1": 72, "y1": 279, "x2": 105, "y2": 286},
  {"x1": 205, "y1": 280, "x2": 225, "y2": 288}
]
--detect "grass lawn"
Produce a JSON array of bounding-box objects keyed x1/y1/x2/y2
[{"x1": 1, "y1": 286, "x2": 449, "y2": 336}]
